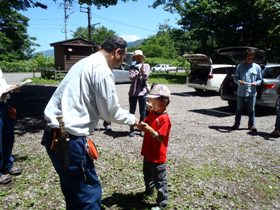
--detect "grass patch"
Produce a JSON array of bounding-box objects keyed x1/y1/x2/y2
[
  {"x1": 29, "y1": 77, "x2": 60, "y2": 85},
  {"x1": 28, "y1": 72, "x2": 188, "y2": 85},
  {"x1": 149, "y1": 72, "x2": 187, "y2": 84},
  {"x1": 1, "y1": 139, "x2": 279, "y2": 209}
]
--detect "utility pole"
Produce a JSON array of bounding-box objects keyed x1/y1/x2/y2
[
  {"x1": 64, "y1": 2, "x2": 68, "y2": 40},
  {"x1": 60, "y1": 0, "x2": 72, "y2": 40},
  {"x1": 80, "y1": 4, "x2": 91, "y2": 41},
  {"x1": 87, "y1": 5, "x2": 91, "y2": 41}
]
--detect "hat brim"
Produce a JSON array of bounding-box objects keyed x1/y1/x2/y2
[
  {"x1": 147, "y1": 94, "x2": 161, "y2": 98},
  {"x1": 132, "y1": 54, "x2": 145, "y2": 59}
]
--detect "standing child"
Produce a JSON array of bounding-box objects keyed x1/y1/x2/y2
[{"x1": 137, "y1": 84, "x2": 171, "y2": 209}]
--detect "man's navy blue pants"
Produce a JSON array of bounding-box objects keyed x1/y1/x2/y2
[{"x1": 42, "y1": 129, "x2": 102, "y2": 210}]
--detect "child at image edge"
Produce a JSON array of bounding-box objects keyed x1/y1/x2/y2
[{"x1": 137, "y1": 84, "x2": 172, "y2": 209}]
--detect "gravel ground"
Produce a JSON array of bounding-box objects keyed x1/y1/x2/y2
[{"x1": 1, "y1": 84, "x2": 280, "y2": 209}]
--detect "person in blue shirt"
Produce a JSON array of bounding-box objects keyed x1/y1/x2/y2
[{"x1": 231, "y1": 49, "x2": 262, "y2": 132}]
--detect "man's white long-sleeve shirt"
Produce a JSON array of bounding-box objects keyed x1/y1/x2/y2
[{"x1": 44, "y1": 52, "x2": 136, "y2": 136}]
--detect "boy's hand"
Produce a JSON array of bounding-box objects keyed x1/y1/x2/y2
[{"x1": 137, "y1": 121, "x2": 147, "y2": 131}]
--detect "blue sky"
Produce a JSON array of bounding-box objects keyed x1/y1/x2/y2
[{"x1": 21, "y1": 0, "x2": 180, "y2": 52}]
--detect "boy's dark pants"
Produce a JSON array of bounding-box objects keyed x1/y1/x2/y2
[{"x1": 143, "y1": 159, "x2": 168, "y2": 208}]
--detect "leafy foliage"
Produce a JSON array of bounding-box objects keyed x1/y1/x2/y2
[
  {"x1": 0, "y1": 54, "x2": 54, "y2": 72},
  {"x1": 151, "y1": 0, "x2": 280, "y2": 62},
  {"x1": 72, "y1": 25, "x2": 116, "y2": 44},
  {"x1": 0, "y1": 0, "x2": 49, "y2": 61},
  {"x1": 0, "y1": 10, "x2": 36, "y2": 61}
]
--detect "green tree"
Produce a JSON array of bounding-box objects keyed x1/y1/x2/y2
[
  {"x1": 0, "y1": 0, "x2": 48, "y2": 61},
  {"x1": 0, "y1": 10, "x2": 37, "y2": 61},
  {"x1": 72, "y1": 25, "x2": 116, "y2": 44},
  {"x1": 151, "y1": 0, "x2": 280, "y2": 61},
  {"x1": 134, "y1": 29, "x2": 188, "y2": 68}
]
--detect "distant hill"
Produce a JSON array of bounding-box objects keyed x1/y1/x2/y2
[
  {"x1": 36, "y1": 39, "x2": 145, "y2": 57},
  {"x1": 128, "y1": 39, "x2": 145, "y2": 47},
  {"x1": 36, "y1": 49, "x2": 54, "y2": 57}
]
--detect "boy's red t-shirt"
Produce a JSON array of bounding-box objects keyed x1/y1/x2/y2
[{"x1": 141, "y1": 111, "x2": 171, "y2": 163}]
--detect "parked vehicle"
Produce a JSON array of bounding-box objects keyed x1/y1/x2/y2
[
  {"x1": 221, "y1": 63, "x2": 280, "y2": 109},
  {"x1": 184, "y1": 53, "x2": 236, "y2": 93},
  {"x1": 152, "y1": 64, "x2": 177, "y2": 72},
  {"x1": 113, "y1": 63, "x2": 131, "y2": 84}
]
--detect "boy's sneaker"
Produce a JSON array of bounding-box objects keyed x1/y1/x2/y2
[
  {"x1": 3, "y1": 167, "x2": 22, "y2": 175},
  {"x1": 0, "y1": 174, "x2": 11, "y2": 184}
]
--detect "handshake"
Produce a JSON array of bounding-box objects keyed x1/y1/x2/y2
[{"x1": 136, "y1": 121, "x2": 158, "y2": 139}]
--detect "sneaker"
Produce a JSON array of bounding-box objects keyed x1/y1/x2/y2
[
  {"x1": 103, "y1": 121, "x2": 112, "y2": 131},
  {"x1": 104, "y1": 124, "x2": 112, "y2": 131},
  {"x1": 0, "y1": 174, "x2": 11, "y2": 184},
  {"x1": 3, "y1": 167, "x2": 22, "y2": 175},
  {"x1": 231, "y1": 123, "x2": 239, "y2": 130},
  {"x1": 129, "y1": 131, "x2": 135, "y2": 137},
  {"x1": 129, "y1": 127, "x2": 135, "y2": 137},
  {"x1": 248, "y1": 125, "x2": 257, "y2": 132}
]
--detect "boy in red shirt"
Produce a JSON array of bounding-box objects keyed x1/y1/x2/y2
[{"x1": 137, "y1": 84, "x2": 171, "y2": 209}]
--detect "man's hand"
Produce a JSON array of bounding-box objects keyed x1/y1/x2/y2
[
  {"x1": 239, "y1": 80, "x2": 245, "y2": 85},
  {"x1": 251, "y1": 82, "x2": 257, "y2": 86},
  {"x1": 137, "y1": 121, "x2": 147, "y2": 131},
  {"x1": 133, "y1": 118, "x2": 140, "y2": 127}
]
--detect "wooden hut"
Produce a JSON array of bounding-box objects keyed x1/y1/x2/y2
[{"x1": 50, "y1": 38, "x2": 98, "y2": 71}]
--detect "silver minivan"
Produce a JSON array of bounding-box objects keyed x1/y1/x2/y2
[{"x1": 184, "y1": 53, "x2": 236, "y2": 93}]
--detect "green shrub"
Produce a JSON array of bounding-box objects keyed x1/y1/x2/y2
[{"x1": 0, "y1": 54, "x2": 54, "y2": 72}]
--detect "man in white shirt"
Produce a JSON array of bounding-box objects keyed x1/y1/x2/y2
[{"x1": 42, "y1": 36, "x2": 138, "y2": 209}]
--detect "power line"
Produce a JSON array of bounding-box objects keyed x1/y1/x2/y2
[{"x1": 93, "y1": 13, "x2": 157, "y2": 33}]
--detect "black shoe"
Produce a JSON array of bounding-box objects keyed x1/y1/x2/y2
[
  {"x1": 231, "y1": 124, "x2": 239, "y2": 130},
  {"x1": 270, "y1": 129, "x2": 280, "y2": 137},
  {"x1": 248, "y1": 125, "x2": 257, "y2": 132}
]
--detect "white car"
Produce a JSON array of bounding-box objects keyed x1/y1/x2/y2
[
  {"x1": 184, "y1": 53, "x2": 236, "y2": 93},
  {"x1": 152, "y1": 64, "x2": 177, "y2": 72},
  {"x1": 112, "y1": 63, "x2": 131, "y2": 84}
]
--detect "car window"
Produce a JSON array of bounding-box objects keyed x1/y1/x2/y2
[
  {"x1": 212, "y1": 67, "x2": 235, "y2": 74},
  {"x1": 263, "y1": 66, "x2": 280, "y2": 78},
  {"x1": 115, "y1": 63, "x2": 130, "y2": 71}
]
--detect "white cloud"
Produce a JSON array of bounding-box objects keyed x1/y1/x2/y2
[{"x1": 120, "y1": 34, "x2": 141, "y2": 42}]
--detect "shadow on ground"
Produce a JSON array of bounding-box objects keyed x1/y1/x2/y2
[
  {"x1": 102, "y1": 192, "x2": 155, "y2": 210},
  {"x1": 10, "y1": 85, "x2": 57, "y2": 135}
]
